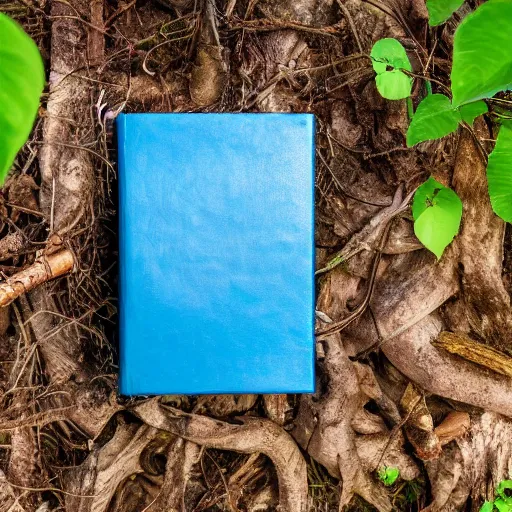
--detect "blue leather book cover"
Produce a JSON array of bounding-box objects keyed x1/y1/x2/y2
[{"x1": 117, "y1": 113, "x2": 315, "y2": 395}]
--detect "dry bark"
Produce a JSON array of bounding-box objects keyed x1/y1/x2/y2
[{"x1": 452, "y1": 127, "x2": 512, "y2": 348}]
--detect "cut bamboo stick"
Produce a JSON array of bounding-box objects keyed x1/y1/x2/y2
[{"x1": 0, "y1": 249, "x2": 74, "y2": 307}]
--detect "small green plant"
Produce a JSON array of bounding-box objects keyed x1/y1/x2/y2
[
  {"x1": 0, "y1": 13, "x2": 44, "y2": 184},
  {"x1": 480, "y1": 479, "x2": 512, "y2": 511},
  {"x1": 377, "y1": 466, "x2": 400, "y2": 486},
  {"x1": 370, "y1": 38, "x2": 413, "y2": 100},
  {"x1": 371, "y1": 0, "x2": 512, "y2": 259}
]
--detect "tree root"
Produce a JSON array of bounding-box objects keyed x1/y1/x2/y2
[
  {"x1": 452, "y1": 125, "x2": 512, "y2": 348},
  {"x1": 0, "y1": 469, "x2": 28, "y2": 512},
  {"x1": 151, "y1": 438, "x2": 201, "y2": 511},
  {"x1": 294, "y1": 334, "x2": 419, "y2": 512},
  {"x1": 133, "y1": 399, "x2": 308, "y2": 512},
  {"x1": 367, "y1": 250, "x2": 512, "y2": 417},
  {"x1": 64, "y1": 419, "x2": 159, "y2": 512},
  {"x1": 27, "y1": 0, "x2": 97, "y2": 386},
  {"x1": 425, "y1": 412, "x2": 512, "y2": 511}
]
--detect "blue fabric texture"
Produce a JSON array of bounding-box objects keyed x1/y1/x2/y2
[{"x1": 118, "y1": 113, "x2": 315, "y2": 395}]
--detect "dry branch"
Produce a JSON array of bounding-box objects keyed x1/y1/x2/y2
[{"x1": 0, "y1": 249, "x2": 74, "y2": 308}]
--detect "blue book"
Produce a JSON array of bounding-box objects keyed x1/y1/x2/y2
[{"x1": 117, "y1": 113, "x2": 315, "y2": 395}]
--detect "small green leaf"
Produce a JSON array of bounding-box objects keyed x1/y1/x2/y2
[
  {"x1": 407, "y1": 95, "x2": 460, "y2": 146},
  {"x1": 412, "y1": 177, "x2": 462, "y2": 259},
  {"x1": 480, "y1": 501, "x2": 495, "y2": 512},
  {"x1": 487, "y1": 122, "x2": 512, "y2": 223},
  {"x1": 371, "y1": 38, "x2": 412, "y2": 74},
  {"x1": 480, "y1": 502, "x2": 496, "y2": 512},
  {"x1": 459, "y1": 100, "x2": 488, "y2": 125},
  {"x1": 375, "y1": 71, "x2": 414, "y2": 101},
  {"x1": 451, "y1": 0, "x2": 512, "y2": 107},
  {"x1": 427, "y1": 0, "x2": 464, "y2": 26},
  {"x1": 0, "y1": 13, "x2": 45, "y2": 184},
  {"x1": 377, "y1": 466, "x2": 400, "y2": 486},
  {"x1": 371, "y1": 38, "x2": 413, "y2": 100}
]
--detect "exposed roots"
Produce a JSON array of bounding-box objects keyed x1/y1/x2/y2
[{"x1": 133, "y1": 400, "x2": 309, "y2": 512}]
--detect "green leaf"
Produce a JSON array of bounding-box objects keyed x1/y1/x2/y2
[
  {"x1": 487, "y1": 122, "x2": 512, "y2": 222},
  {"x1": 480, "y1": 502, "x2": 495, "y2": 512},
  {"x1": 0, "y1": 13, "x2": 44, "y2": 184},
  {"x1": 497, "y1": 480, "x2": 512, "y2": 500},
  {"x1": 494, "y1": 498, "x2": 512, "y2": 512},
  {"x1": 427, "y1": 0, "x2": 464, "y2": 26},
  {"x1": 371, "y1": 38, "x2": 412, "y2": 74},
  {"x1": 459, "y1": 100, "x2": 488, "y2": 125},
  {"x1": 407, "y1": 95, "x2": 460, "y2": 146},
  {"x1": 375, "y1": 71, "x2": 414, "y2": 101},
  {"x1": 451, "y1": 0, "x2": 512, "y2": 107},
  {"x1": 371, "y1": 38, "x2": 413, "y2": 100},
  {"x1": 377, "y1": 466, "x2": 400, "y2": 486},
  {"x1": 412, "y1": 177, "x2": 462, "y2": 259},
  {"x1": 407, "y1": 96, "x2": 489, "y2": 146}
]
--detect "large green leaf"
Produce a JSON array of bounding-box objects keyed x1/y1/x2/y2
[
  {"x1": 412, "y1": 177, "x2": 462, "y2": 259},
  {"x1": 487, "y1": 122, "x2": 512, "y2": 222},
  {"x1": 407, "y1": 95, "x2": 488, "y2": 146},
  {"x1": 426, "y1": 0, "x2": 464, "y2": 26},
  {"x1": 407, "y1": 95, "x2": 460, "y2": 146},
  {"x1": 459, "y1": 100, "x2": 488, "y2": 125},
  {"x1": 370, "y1": 38, "x2": 413, "y2": 100},
  {"x1": 479, "y1": 502, "x2": 494, "y2": 512},
  {"x1": 0, "y1": 13, "x2": 44, "y2": 183},
  {"x1": 451, "y1": 0, "x2": 512, "y2": 107}
]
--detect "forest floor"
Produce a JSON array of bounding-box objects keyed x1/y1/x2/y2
[{"x1": 1, "y1": 0, "x2": 512, "y2": 511}]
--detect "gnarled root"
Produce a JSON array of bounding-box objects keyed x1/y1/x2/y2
[
  {"x1": 295, "y1": 268, "x2": 418, "y2": 511},
  {"x1": 425, "y1": 413, "x2": 512, "y2": 511},
  {"x1": 64, "y1": 418, "x2": 159, "y2": 512},
  {"x1": 364, "y1": 249, "x2": 512, "y2": 417},
  {"x1": 133, "y1": 399, "x2": 308, "y2": 512},
  {"x1": 452, "y1": 125, "x2": 512, "y2": 348}
]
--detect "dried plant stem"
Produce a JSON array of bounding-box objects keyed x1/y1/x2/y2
[{"x1": 0, "y1": 250, "x2": 74, "y2": 308}]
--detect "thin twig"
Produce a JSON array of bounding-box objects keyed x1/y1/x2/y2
[{"x1": 336, "y1": 0, "x2": 363, "y2": 53}]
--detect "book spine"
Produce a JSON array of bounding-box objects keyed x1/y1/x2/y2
[
  {"x1": 309, "y1": 114, "x2": 316, "y2": 393},
  {"x1": 116, "y1": 114, "x2": 129, "y2": 395}
]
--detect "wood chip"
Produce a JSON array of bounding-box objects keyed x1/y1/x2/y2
[{"x1": 433, "y1": 331, "x2": 512, "y2": 378}]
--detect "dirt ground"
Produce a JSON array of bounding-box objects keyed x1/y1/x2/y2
[{"x1": 1, "y1": 0, "x2": 512, "y2": 511}]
